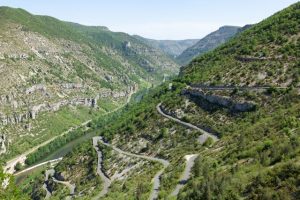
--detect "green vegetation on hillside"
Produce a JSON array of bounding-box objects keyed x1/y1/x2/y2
[
  {"x1": 7, "y1": 2, "x2": 300, "y2": 200},
  {"x1": 0, "y1": 168, "x2": 28, "y2": 200},
  {"x1": 30, "y1": 2, "x2": 300, "y2": 200}
]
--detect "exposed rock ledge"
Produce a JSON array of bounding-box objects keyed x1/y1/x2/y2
[
  {"x1": 25, "y1": 84, "x2": 47, "y2": 95},
  {"x1": 0, "y1": 134, "x2": 7, "y2": 155},
  {"x1": 0, "y1": 85, "x2": 137, "y2": 126},
  {"x1": 0, "y1": 98, "x2": 96, "y2": 126},
  {"x1": 182, "y1": 88, "x2": 256, "y2": 112}
]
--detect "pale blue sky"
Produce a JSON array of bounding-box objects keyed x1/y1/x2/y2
[{"x1": 0, "y1": 0, "x2": 298, "y2": 39}]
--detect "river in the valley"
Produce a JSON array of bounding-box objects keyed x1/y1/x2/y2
[{"x1": 15, "y1": 130, "x2": 97, "y2": 185}]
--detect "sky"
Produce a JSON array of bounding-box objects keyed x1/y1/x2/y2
[{"x1": 0, "y1": 0, "x2": 298, "y2": 40}]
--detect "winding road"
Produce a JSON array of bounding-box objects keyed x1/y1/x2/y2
[
  {"x1": 190, "y1": 85, "x2": 290, "y2": 91},
  {"x1": 6, "y1": 87, "x2": 137, "y2": 175},
  {"x1": 12, "y1": 97, "x2": 131, "y2": 176},
  {"x1": 92, "y1": 137, "x2": 111, "y2": 200},
  {"x1": 156, "y1": 103, "x2": 219, "y2": 143},
  {"x1": 43, "y1": 169, "x2": 55, "y2": 199},
  {"x1": 53, "y1": 177, "x2": 76, "y2": 200},
  {"x1": 170, "y1": 154, "x2": 198, "y2": 197},
  {"x1": 42, "y1": 168, "x2": 75, "y2": 200},
  {"x1": 14, "y1": 157, "x2": 63, "y2": 176},
  {"x1": 92, "y1": 136, "x2": 170, "y2": 200}
]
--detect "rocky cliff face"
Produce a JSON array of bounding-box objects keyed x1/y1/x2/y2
[
  {"x1": 0, "y1": 85, "x2": 137, "y2": 127},
  {"x1": 0, "y1": 134, "x2": 7, "y2": 155},
  {"x1": 183, "y1": 88, "x2": 256, "y2": 112}
]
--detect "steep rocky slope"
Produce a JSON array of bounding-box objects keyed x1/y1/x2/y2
[
  {"x1": 2, "y1": 2, "x2": 300, "y2": 200},
  {"x1": 0, "y1": 7, "x2": 179, "y2": 164},
  {"x1": 177, "y1": 25, "x2": 243, "y2": 65},
  {"x1": 134, "y1": 35, "x2": 199, "y2": 58}
]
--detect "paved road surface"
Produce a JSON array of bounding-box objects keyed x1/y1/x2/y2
[
  {"x1": 14, "y1": 157, "x2": 63, "y2": 176},
  {"x1": 94, "y1": 137, "x2": 170, "y2": 200},
  {"x1": 156, "y1": 103, "x2": 219, "y2": 143},
  {"x1": 190, "y1": 85, "x2": 290, "y2": 91},
  {"x1": 92, "y1": 137, "x2": 111, "y2": 200},
  {"x1": 170, "y1": 154, "x2": 198, "y2": 197}
]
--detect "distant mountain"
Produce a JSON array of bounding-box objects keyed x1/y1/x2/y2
[
  {"x1": 177, "y1": 25, "x2": 245, "y2": 65},
  {"x1": 134, "y1": 35, "x2": 199, "y2": 58}
]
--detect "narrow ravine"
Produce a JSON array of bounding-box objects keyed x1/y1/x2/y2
[
  {"x1": 92, "y1": 136, "x2": 170, "y2": 200},
  {"x1": 156, "y1": 103, "x2": 219, "y2": 143},
  {"x1": 169, "y1": 154, "x2": 198, "y2": 197}
]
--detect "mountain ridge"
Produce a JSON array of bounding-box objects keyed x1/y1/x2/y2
[
  {"x1": 134, "y1": 35, "x2": 199, "y2": 58},
  {"x1": 177, "y1": 25, "x2": 245, "y2": 65}
]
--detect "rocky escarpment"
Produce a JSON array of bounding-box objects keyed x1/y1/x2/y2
[
  {"x1": 0, "y1": 85, "x2": 137, "y2": 127},
  {"x1": 183, "y1": 88, "x2": 256, "y2": 112},
  {"x1": 25, "y1": 84, "x2": 47, "y2": 95},
  {"x1": 0, "y1": 134, "x2": 7, "y2": 154}
]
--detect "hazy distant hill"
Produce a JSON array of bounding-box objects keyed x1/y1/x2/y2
[
  {"x1": 134, "y1": 35, "x2": 199, "y2": 58},
  {"x1": 177, "y1": 25, "x2": 242, "y2": 65}
]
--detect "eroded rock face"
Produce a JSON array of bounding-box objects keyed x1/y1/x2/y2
[
  {"x1": 0, "y1": 112, "x2": 30, "y2": 125},
  {"x1": 61, "y1": 83, "x2": 83, "y2": 90},
  {"x1": 25, "y1": 84, "x2": 47, "y2": 95},
  {"x1": 183, "y1": 88, "x2": 256, "y2": 112},
  {"x1": 70, "y1": 98, "x2": 97, "y2": 108},
  {"x1": 0, "y1": 85, "x2": 137, "y2": 127},
  {"x1": 30, "y1": 104, "x2": 47, "y2": 119},
  {"x1": 0, "y1": 134, "x2": 7, "y2": 155}
]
